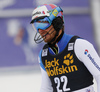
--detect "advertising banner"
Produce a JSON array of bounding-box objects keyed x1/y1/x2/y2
[{"x1": 0, "y1": 0, "x2": 97, "y2": 69}]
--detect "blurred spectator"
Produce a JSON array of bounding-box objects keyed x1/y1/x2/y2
[{"x1": 7, "y1": 19, "x2": 37, "y2": 64}]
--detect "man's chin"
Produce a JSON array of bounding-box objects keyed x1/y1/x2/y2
[{"x1": 44, "y1": 38, "x2": 51, "y2": 43}]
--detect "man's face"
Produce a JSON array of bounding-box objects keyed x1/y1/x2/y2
[{"x1": 38, "y1": 25, "x2": 56, "y2": 43}]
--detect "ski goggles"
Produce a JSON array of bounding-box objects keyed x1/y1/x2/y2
[
  {"x1": 31, "y1": 6, "x2": 63, "y2": 32},
  {"x1": 32, "y1": 17, "x2": 52, "y2": 32}
]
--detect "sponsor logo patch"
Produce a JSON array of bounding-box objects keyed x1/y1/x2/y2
[
  {"x1": 68, "y1": 43, "x2": 74, "y2": 51},
  {"x1": 42, "y1": 49, "x2": 48, "y2": 57},
  {"x1": 52, "y1": 9, "x2": 58, "y2": 16},
  {"x1": 84, "y1": 49, "x2": 100, "y2": 71}
]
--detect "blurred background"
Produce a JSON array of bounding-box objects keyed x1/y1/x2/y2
[{"x1": 0, "y1": 0, "x2": 100, "y2": 92}]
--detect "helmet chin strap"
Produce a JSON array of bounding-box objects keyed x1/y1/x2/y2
[
  {"x1": 48, "y1": 30, "x2": 59, "y2": 44},
  {"x1": 48, "y1": 23, "x2": 64, "y2": 45},
  {"x1": 48, "y1": 29, "x2": 64, "y2": 46}
]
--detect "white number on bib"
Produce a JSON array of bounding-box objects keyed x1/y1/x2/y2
[{"x1": 54, "y1": 76, "x2": 70, "y2": 92}]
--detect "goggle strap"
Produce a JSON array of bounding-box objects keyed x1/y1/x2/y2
[{"x1": 49, "y1": 7, "x2": 63, "y2": 22}]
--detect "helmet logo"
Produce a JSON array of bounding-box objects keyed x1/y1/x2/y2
[
  {"x1": 42, "y1": 11, "x2": 45, "y2": 14},
  {"x1": 32, "y1": 11, "x2": 41, "y2": 17},
  {"x1": 31, "y1": 6, "x2": 50, "y2": 20},
  {"x1": 52, "y1": 9, "x2": 58, "y2": 17},
  {"x1": 33, "y1": 11, "x2": 46, "y2": 17}
]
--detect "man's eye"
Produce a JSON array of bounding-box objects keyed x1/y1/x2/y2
[
  {"x1": 37, "y1": 21, "x2": 49, "y2": 23},
  {"x1": 43, "y1": 21, "x2": 49, "y2": 23},
  {"x1": 37, "y1": 21, "x2": 41, "y2": 23}
]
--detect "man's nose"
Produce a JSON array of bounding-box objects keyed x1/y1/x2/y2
[{"x1": 38, "y1": 29, "x2": 44, "y2": 33}]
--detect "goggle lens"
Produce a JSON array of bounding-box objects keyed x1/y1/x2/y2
[{"x1": 32, "y1": 17, "x2": 51, "y2": 32}]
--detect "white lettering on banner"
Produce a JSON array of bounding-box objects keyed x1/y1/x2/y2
[
  {"x1": 35, "y1": 0, "x2": 61, "y2": 6},
  {"x1": 0, "y1": 0, "x2": 15, "y2": 9}
]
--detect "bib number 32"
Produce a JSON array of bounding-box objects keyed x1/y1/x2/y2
[{"x1": 54, "y1": 76, "x2": 70, "y2": 92}]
